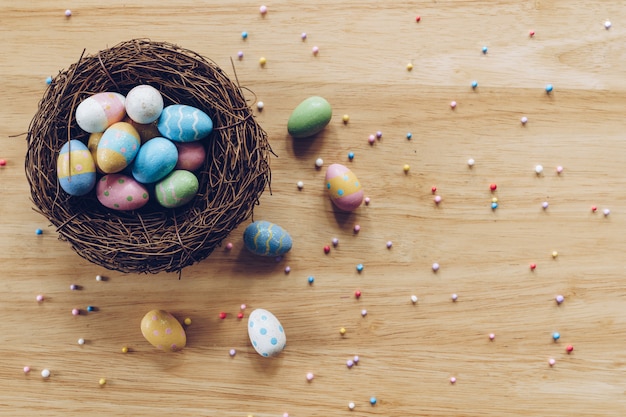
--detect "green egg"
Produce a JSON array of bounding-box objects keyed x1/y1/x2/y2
[
  {"x1": 287, "y1": 96, "x2": 332, "y2": 138},
  {"x1": 154, "y1": 170, "x2": 199, "y2": 208}
]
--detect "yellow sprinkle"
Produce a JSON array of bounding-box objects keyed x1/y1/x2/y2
[
  {"x1": 552, "y1": 251, "x2": 558, "y2": 258},
  {"x1": 340, "y1": 327, "x2": 346, "y2": 335},
  {"x1": 184, "y1": 317, "x2": 192, "y2": 326},
  {"x1": 121, "y1": 346, "x2": 128, "y2": 353},
  {"x1": 342, "y1": 114, "x2": 350, "y2": 123},
  {"x1": 403, "y1": 164, "x2": 410, "y2": 173},
  {"x1": 407, "y1": 63, "x2": 413, "y2": 71},
  {"x1": 99, "y1": 378, "x2": 107, "y2": 386},
  {"x1": 492, "y1": 197, "x2": 498, "y2": 203},
  {"x1": 259, "y1": 57, "x2": 267, "y2": 66}
]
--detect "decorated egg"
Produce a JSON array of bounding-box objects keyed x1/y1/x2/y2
[
  {"x1": 287, "y1": 96, "x2": 332, "y2": 138},
  {"x1": 140, "y1": 309, "x2": 186, "y2": 352},
  {"x1": 96, "y1": 122, "x2": 141, "y2": 173},
  {"x1": 325, "y1": 163, "x2": 364, "y2": 211},
  {"x1": 87, "y1": 132, "x2": 104, "y2": 173},
  {"x1": 248, "y1": 308, "x2": 287, "y2": 357},
  {"x1": 154, "y1": 170, "x2": 199, "y2": 208},
  {"x1": 157, "y1": 104, "x2": 213, "y2": 142},
  {"x1": 243, "y1": 220, "x2": 293, "y2": 257},
  {"x1": 125, "y1": 85, "x2": 164, "y2": 124},
  {"x1": 175, "y1": 142, "x2": 206, "y2": 171},
  {"x1": 75, "y1": 92, "x2": 126, "y2": 133},
  {"x1": 56, "y1": 140, "x2": 97, "y2": 196},
  {"x1": 131, "y1": 137, "x2": 178, "y2": 184},
  {"x1": 96, "y1": 174, "x2": 149, "y2": 211},
  {"x1": 124, "y1": 116, "x2": 161, "y2": 144}
]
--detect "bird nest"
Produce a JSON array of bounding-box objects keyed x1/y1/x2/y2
[{"x1": 25, "y1": 39, "x2": 271, "y2": 274}]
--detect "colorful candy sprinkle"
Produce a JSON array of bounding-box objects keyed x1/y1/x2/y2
[
  {"x1": 552, "y1": 332, "x2": 560, "y2": 341},
  {"x1": 471, "y1": 80, "x2": 478, "y2": 89},
  {"x1": 467, "y1": 158, "x2": 475, "y2": 167},
  {"x1": 342, "y1": 114, "x2": 350, "y2": 123},
  {"x1": 23, "y1": 366, "x2": 30, "y2": 374},
  {"x1": 41, "y1": 369, "x2": 51, "y2": 378},
  {"x1": 312, "y1": 46, "x2": 319, "y2": 55},
  {"x1": 306, "y1": 372, "x2": 314, "y2": 381},
  {"x1": 370, "y1": 397, "x2": 377, "y2": 405},
  {"x1": 315, "y1": 158, "x2": 324, "y2": 168},
  {"x1": 535, "y1": 165, "x2": 544, "y2": 175},
  {"x1": 411, "y1": 295, "x2": 418, "y2": 303},
  {"x1": 548, "y1": 358, "x2": 556, "y2": 366},
  {"x1": 36, "y1": 295, "x2": 44, "y2": 302},
  {"x1": 555, "y1": 295, "x2": 565, "y2": 304},
  {"x1": 566, "y1": 345, "x2": 574, "y2": 353},
  {"x1": 259, "y1": 5, "x2": 268, "y2": 14},
  {"x1": 78, "y1": 338, "x2": 85, "y2": 345},
  {"x1": 99, "y1": 378, "x2": 106, "y2": 386},
  {"x1": 432, "y1": 262, "x2": 440, "y2": 272},
  {"x1": 450, "y1": 376, "x2": 457, "y2": 384},
  {"x1": 545, "y1": 84, "x2": 554, "y2": 93},
  {"x1": 521, "y1": 116, "x2": 528, "y2": 124},
  {"x1": 64, "y1": 9, "x2": 72, "y2": 17},
  {"x1": 308, "y1": 276, "x2": 315, "y2": 285}
]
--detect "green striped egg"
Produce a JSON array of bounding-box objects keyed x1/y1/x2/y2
[
  {"x1": 243, "y1": 221, "x2": 293, "y2": 257},
  {"x1": 154, "y1": 170, "x2": 199, "y2": 208}
]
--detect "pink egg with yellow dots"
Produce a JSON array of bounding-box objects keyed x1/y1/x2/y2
[
  {"x1": 75, "y1": 92, "x2": 126, "y2": 133},
  {"x1": 325, "y1": 163, "x2": 364, "y2": 211}
]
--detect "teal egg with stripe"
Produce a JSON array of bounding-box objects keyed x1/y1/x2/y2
[
  {"x1": 243, "y1": 220, "x2": 293, "y2": 257},
  {"x1": 157, "y1": 104, "x2": 213, "y2": 142}
]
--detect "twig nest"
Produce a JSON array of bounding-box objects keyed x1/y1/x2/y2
[{"x1": 25, "y1": 39, "x2": 272, "y2": 274}]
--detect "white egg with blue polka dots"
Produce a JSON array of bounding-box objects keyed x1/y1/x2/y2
[{"x1": 248, "y1": 308, "x2": 286, "y2": 357}]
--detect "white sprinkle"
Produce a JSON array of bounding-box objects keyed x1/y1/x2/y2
[
  {"x1": 96, "y1": 275, "x2": 103, "y2": 281},
  {"x1": 603, "y1": 208, "x2": 611, "y2": 216},
  {"x1": 297, "y1": 181, "x2": 304, "y2": 189},
  {"x1": 64, "y1": 9, "x2": 72, "y2": 17},
  {"x1": 411, "y1": 295, "x2": 418, "y2": 303},
  {"x1": 549, "y1": 358, "x2": 556, "y2": 366},
  {"x1": 605, "y1": 20, "x2": 612, "y2": 29},
  {"x1": 555, "y1": 295, "x2": 564, "y2": 304},
  {"x1": 41, "y1": 369, "x2": 51, "y2": 378},
  {"x1": 535, "y1": 164, "x2": 544, "y2": 175},
  {"x1": 361, "y1": 309, "x2": 367, "y2": 317},
  {"x1": 77, "y1": 338, "x2": 85, "y2": 345},
  {"x1": 467, "y1": 158, "x2": 475, "y2": 167},
  {"x1": 257, "y1": 101, "x2": 264, "y2": 111},
  {"x1": 348, "y1": 402, "x2": 355, "y2": 410},
  {"x1": 229, "y1": 349, "x2": 236, "y2": 356},
  {"x1": 315, "y1": 158, "x2": 324, "y2": 168}
]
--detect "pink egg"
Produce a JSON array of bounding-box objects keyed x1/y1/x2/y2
[
  {"x1": 96, "y1": 174, "x2": 149, "y2": 211},
  {"x1": 325, "y1": 163, "x2": 364, "y2": 211},
  {"x1": 175, "y1": 142, "x2": 206, "y2": 171}
]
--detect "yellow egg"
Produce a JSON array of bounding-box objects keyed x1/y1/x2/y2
[{"x1": 140, "y1": 309, "x2": 186, "y2": 351}]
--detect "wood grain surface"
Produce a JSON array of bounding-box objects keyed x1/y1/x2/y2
[{"x1": 2, "y1": 1, "x2": 626, "y2": 416}]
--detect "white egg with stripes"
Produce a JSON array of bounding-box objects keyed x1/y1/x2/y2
[
  {"x1": 157, "y1": 104, "x2": 213, "y2": 142},
  {"x1": 248, "y1": 308, "x2": 287, "y2": 357}
]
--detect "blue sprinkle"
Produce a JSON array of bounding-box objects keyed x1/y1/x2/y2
[
  {"x1": 356, "y1": 263, "x2": 364, "y2": 272},
  {"x1": 35, "y1": 228, "x2": 43, "y2": 235},
  {"x1": 406, "y1": 132, "x2": 412, "y2": 140},
  {"x1": 308, "y1": 276, "x2": 314, "y2": 285},
  {"x1": 491, "y1": 202, "x2": 498, "y2": 210},
  {"x1": 45, "y1": 76, "x2": 52, "y2": 85},
  {"x1": 552, "y1": 332, "x2": 560, "y2": 341},
  {"x1": 348, "y1": 152, "x2": 354, "y2": 160},
  {"x1": 471, "y1": 80, "x2": 478, "y2": 89},
  {"x1": 545, "y1": 84, "x2": 554, "y2": 93},
  {"x1": 86, "y1": 306, "x2": 95, "y2": 312},
  {"x1": 242, "y1": 31, "x2": 248, "y2": 39},
  {"x1": 482, "y1": 46, "x2": 488, "y2": 54},
  {"x1": 370, "y1": 397, "x2": 377, "y2": 406}
]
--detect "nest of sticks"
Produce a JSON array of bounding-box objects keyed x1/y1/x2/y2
[{"x1": 25, "y1": 39, "x2": 271, "y2": 274}]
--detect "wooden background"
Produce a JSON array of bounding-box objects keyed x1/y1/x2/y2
[{"x1": 2, "y1": 1, "x2": 626, "y2": 416}]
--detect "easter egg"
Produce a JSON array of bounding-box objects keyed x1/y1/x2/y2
[
  {"x1": 124, "y1": 116, "x2": 161, "y2": 144},
  {"x1": 96, "y1": 122, "x2": 141, "y2": 173},
  {"x1": 131, "y1": 137, "x2": 178, "y2": 184},
  {"x1": 125, "y1": 85, "x2": 164, "y2": 124},
  {"x1": 87, "y1": 132, "x2": 104, "y2": 173},
  {"x1": 287, "y1": 96, "x2": 332, "y2": 138},
  {"x1": 96, "y1": 174, "x2": 150, "y2": 211},
  {"x1": 175, "y1": 142, "x2": 206, "y2": 171},
  {"x1": 154, "y1": 170, "x2": 199, "y2": 208},
  {"x1": 56, "y1": 140, "x2": 97, "y2": 196},
  {"x1": 248, "y1": 308, "x2": 287, "y2": 357},
  {"x1": 325, "y1": 163, "x2": 364, "y2": 211},
  {"x1": 243, "y1": 220, "x2": 293, "y2": 257},
  {"x1": 140, "y1": 309, "x2": 186, "y2": 352},
  {"x1": 75, "y1": 92, "x2": 126, "y2": 133},
  {"x1": 157, "y1": 104, "x2": 213, "y2": 142}
]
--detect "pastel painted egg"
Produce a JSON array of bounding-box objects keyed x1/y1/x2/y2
[
  {"x1": 325, "y1": 163, "x2": 364, "y2": 211},
  {"x1": 56, "y1": 140, "x2": 97, "y2": 196},
  {"x1": 243, "y1": 220, "x2": 292, "y2": 257},
  {"x1": 174, "y1": 142, "x2": 206, "y2": 171},
  {"x1": 96, "y1": 122, "x2": 141, "y2": 173},
  {"x1": 131, "y1": 137, "x2": 178, "y2": 184},
  {"x1": 140, "y1": 309, "x2": 186, "y2": 352},
  {"x1": 125, "y1": 85, "x2": 164, "y2": 124},
  {"x1": 154, "y1": 170, "x2": 199, "y2": 208},
  {"x1": 287, "y1": 96, "x2": 332, "y2": 138},
  {"x1": 75, "y1": 92, "x2": 126, "y2": 133},
  {"x1": 87, "y1": 132, "x2": 104, "y2": 173},
  {"x1": 96, "y1": 173, "x2": 149, "y2": 211},
  {"x1": 248, "y1": 308, "x2": 286, "y2": 357},
  {"x1": 124, "y1": 116, "x2": 161, "y2": 144},
  {"x1": 157, "y1": 104, "x2": 213, "y2": 142}
]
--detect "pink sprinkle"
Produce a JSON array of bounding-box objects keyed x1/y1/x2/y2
[
  {"x1": 240, "y1": 304, "x2": 247, "y2": 310},
  {"x1": 556, "y1": 166, "x2": 563, "y2": 174},
  {"x1": 434, "y1": 195, "x2": 442, "y2": 204},
  {"x1": 542, "y1": 201, "x2": 549, "y2": 209},
  {"x1": 237, "y1": 51, "x2": 244, "y2": 59},
  {"x1": 284, "y1": 266, "x2": 291, "y2": 274},
  {"x1": 259, "y1": 5, "x2": 268, "y2": 14},
  {"x1": 306, "y1": 372, "x2": 314, "y2": 381},
  {"x1": 353, "y1": 355, "x2": 360, "y2": 364},
  {"x1": 64, "y1": 9, "x2": 72, "y2": 17},
  {"x1": 432, "y1": 262, "x2": 440, "y2": 272},
  {"x1": 229, "y1": 349, "x2": 236, "y2": 357},
  {"x1": 451, "y1": 293, "x2": 458, "y2": 302},
  {"x1": 548, "y1": 358, "x2": 556, "y2": 366},
  {"x1": 364, "y1": 197, "x2": 371, "y2": 205},
  {"x1": 368, "y1": 134, "x2": 376, "y2": 144},
  {"x1": 489, "y1": 333, "x2": 495, "y2": 340},
  {"x1": 450, "y1": 101, "x2": 457, "y2": 109},
  {"x1": 23, "y1": 366, "x2": 30, "y2": 374},
  {"x1": 301, "y1": 32, "x2": 307, "y2": 40},
  {"x1": 72, "y1": 308, "x2": 80, "y2": 316},
  {"x1": 386, "y1": 241, "x2": 393, "y2": 248},
  {"x1": 225, "y1": 242, "x2": 233, "y2": 250},
  {"x1": 36, "y1": 295, "x2": 44, "y2": 302},
  {"x1": 312, "y1": 46, "x2": 319, "y2": 55},
  {"x1": 521, "y1": 116, "x2": 528, "y2": 125},
  {"x1": 0, "y1": 159, "x2": 6, "y2": 166},
  {"x1": 361, "y1": 309, "x2": 367, "y2": 317},
  {"x1": 450, "y1": 377, "x2": 457, "y2": 384},
  {"x1": 346, "y1": 359, "x2": 354, "y2": 368},
  {"x1": 555, "y1": 295, "x2": 564, "y2": 304},
  {"x1": 353, "y1": 224, "x2": 361, "y2": 233}
]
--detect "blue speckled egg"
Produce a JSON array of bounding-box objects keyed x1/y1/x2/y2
[
  {"x1": 248, "y1": 308, "x2": 287, "y2": 357},
  {"x1": 132, "y1": 137, "x2": 178, "y2": 184},
  {"x1": 157, "y1": 104, "x2": 213, "y2": 142},
  {"x1": 57, "y1": 140, "x2": 97, "y2": 196},
  {"x1": 243, "y1": 220, "x2": 292, "y2": 257},
  {"x1": 96, "y1": 122, "x2": 141, "y2": 173}
]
